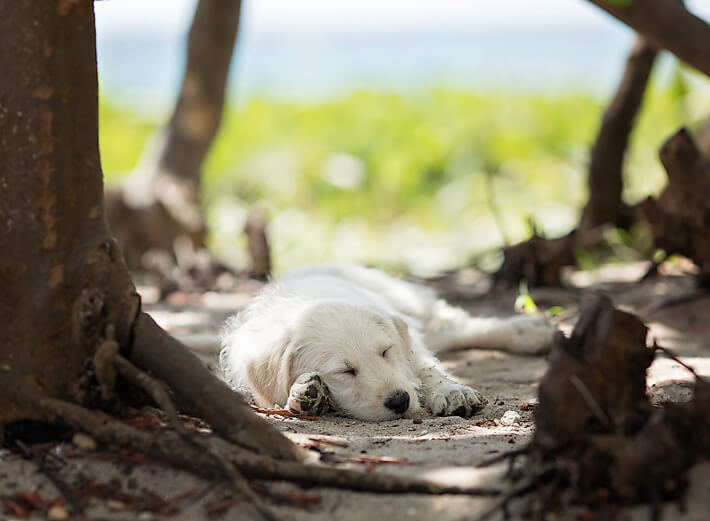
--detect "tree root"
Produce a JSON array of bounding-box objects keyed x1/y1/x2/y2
[
  {"x1": 484, "y1": 295, "x2": 710, "y2": 519},
  {"x1": 127, "y1": 312, "x2": 304, "y2": 461},
  {"x1": 17, "y1": 389, "x2": 501, "y2": 500},
  {"x1": 113, "y1": 353, "x2": 278, "y2": 521}
]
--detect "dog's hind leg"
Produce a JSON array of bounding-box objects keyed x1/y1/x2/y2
[
  {"x1": 287, "y1": 372, "x2": 332, "y2": 416},
  {"x1": 424, "y1": 300, "x2": 557, "y2": 355}
]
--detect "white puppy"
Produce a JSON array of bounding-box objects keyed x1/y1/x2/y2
[{"x1": 219, "y1": 265, "x2": 556, "y2": 421}]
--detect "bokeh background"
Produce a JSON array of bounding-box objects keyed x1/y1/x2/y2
[{"x1": 95, "y1": 0, "x2": 710, "y2": 276}]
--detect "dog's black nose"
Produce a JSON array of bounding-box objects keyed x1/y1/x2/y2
[{"x1": 384, "y1": 390, "x2": 410, "y2": 414}]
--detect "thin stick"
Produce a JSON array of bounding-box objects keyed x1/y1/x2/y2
[
  {"x1": 654, "y1": 344, "x2": 706, "y2": 382},
  {"x1": 250, "y1": 405, "x2": 320, "y2": 421}
]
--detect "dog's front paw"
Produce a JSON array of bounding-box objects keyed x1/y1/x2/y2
[
  {"x1": 287, "y1": 372, "x2": 331, "y2": 416},
  {"x1": 424, "y1": 383, "x2": 487, "y2": 417}
]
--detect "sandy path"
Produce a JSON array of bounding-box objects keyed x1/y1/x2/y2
[{"x1": 2, "y1": 264, "x2": 709, "y2": 520}]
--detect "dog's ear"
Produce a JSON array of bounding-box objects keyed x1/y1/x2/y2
[
  {"x1": 246, "y1": 336, "x2": 296, "y2": 405},
  {"x1": 392, "y1": 316, "x2": 411, "y2": 347}
]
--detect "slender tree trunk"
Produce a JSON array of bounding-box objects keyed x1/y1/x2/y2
[
  {"x1": 578, "y1": 36, "x2": 657, "y2": 234},
  {"x1": 495, "y1": 35, "x2": 656, "y2": 287},
  {"x1": 587, "y1": 0, "x2": 710, "y2": 76},
  {"x1": 0, "y1": 0, "x2": 299, "y2": 462},
  {"x1": 106, "y1": 0, "x2": 242, "y2": 268}
]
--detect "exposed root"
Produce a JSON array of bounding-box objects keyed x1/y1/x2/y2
[
  {"x1": 128, "y1": 312, "x2": 304, "y2": 461},
  {"x1": 18, "y1": 390, "x2": 501, "y2": 501},
  {"x1": 113, "y1": 353, "x2": 279, "y2": 521},
  {"x1": 113, "y1": 354, "x2": 184, "y2": 435},
  {"x1": 484, "y1": 295, "x2": 710, "y2": 519}
]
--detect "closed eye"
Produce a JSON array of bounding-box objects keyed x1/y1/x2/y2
[
  {"x1": 341, "y1": 365, "x2": 358, "y2": 376},
  {"x1": 381, "y1": 345, "x2": 393, "y2": 358}
]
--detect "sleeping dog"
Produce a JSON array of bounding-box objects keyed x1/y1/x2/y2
[{"x1": 219, "y1": 265, "x2": 556, "y2": 420}]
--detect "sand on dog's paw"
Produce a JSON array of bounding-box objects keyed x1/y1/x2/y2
[
  {"x1": 287, "y1": 372, "x2": 331, "y2": 415},
  {"x1": 425, "y1": 383, "x2": 487, "y2": 417}
]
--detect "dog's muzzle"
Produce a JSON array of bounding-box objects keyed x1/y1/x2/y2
[{"x1": 384, "y1": 390, "x2": 410, "y2": 414}]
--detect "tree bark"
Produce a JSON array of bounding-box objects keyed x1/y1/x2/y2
[
  {"x1": 0, "y1": 0, "x2": 298, "y2": 463},
  {"x1": 0, "y1": 0, "x2": 138, "y2": 428},
  {"x1": 587, "y1": 0, "x2": 710, "y2": 77},
  {"x1": 106, "y1": 0, "x2": 242, "y2": 268},
  {"x1": 579, "y1": 36, "x2": 657, "y2": 233}
]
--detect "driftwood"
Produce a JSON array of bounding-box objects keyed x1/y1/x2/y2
[{"x1": 640, "y1": 128, "x2": 710, "y2": 282}]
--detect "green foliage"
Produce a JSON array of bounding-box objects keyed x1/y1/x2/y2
[
  {"x1": 98, "y1": 85, "x2": 694, "y2": 273},
  {"x1": 515, "y1": 282, "x2": 538, "y2": 314}
]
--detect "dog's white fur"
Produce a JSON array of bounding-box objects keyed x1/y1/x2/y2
[{"x1": 219, "y1": 264, "x2": 556, "y2": 421}]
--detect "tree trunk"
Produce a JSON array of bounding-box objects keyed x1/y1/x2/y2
[
  {"x1": 106, "y1": 0, "x2": 242, "y2": 268},
  {"x1": 0, "y1": 0, "x2": 138, "y2": 429},
  {"x1": 578, "y1": 36, "x2": 656, "y2": 234},
  {"x1": 640, "y1": 128, "x2": 710, "y2": 282},
  {"x1": 0, "y1": 0, "x2": 298, "y2": 462},
  {"x1": 587, "y1": 0, "x2": 710, "y2": 77},
  {"x1": 495, "y1": 35, "x2": 656, "y2": 287}
]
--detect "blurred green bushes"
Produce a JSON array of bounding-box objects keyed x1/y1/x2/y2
[{"x1": 99, "y1": 85, "x2": 698, "y2": 275}]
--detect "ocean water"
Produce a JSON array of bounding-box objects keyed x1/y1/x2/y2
[{"x1": 96, "y1": 26, "x2": 651, "y2": 112}]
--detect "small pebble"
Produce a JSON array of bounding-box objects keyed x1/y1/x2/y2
[
  {"x1": 499, "y1": 410, "x2": 521, "y2": 426},
  {"x1": 107, "y1": 500, "x2": 125, "y2": 510},
  {"x1": 412, "y1": 418, "x2": 423, "y2": 424},
  {"x1": 48, "y1": 505, "x2": 69, "y2": 520},
  {"x1": 72, "y1": 433, "x2": 97, "y2": 451}
]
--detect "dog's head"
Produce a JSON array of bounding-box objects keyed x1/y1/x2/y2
[{"x1": 284, "y1": 301, "x2": 421, "y2": 420}]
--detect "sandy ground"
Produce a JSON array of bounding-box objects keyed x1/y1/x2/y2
[{"x1": 2, "y1": 262, "x2": 710, "y2": 520}]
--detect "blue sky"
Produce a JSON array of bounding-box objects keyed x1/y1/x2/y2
[
  {"x1": 95, "y1": 0, "x2": 710, "y2": 40},
  {"x1": 94, "y1": 0, "x2": 710, "y2": 107}
]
